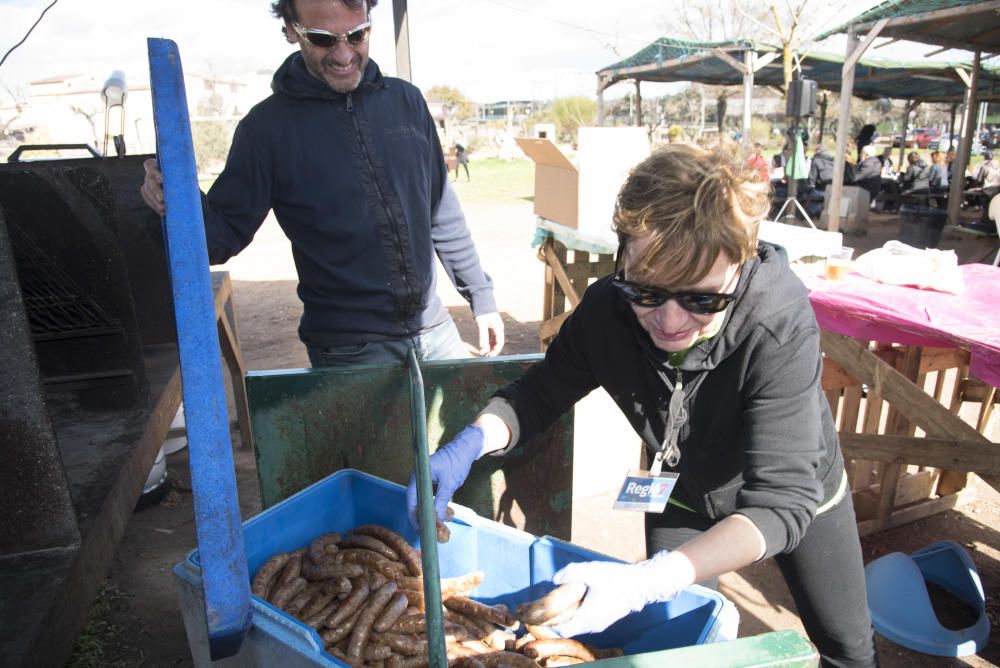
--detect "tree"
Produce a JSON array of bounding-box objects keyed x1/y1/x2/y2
[
  {"x1": 424, "y1": 85, "x2": 474, "y2": 121},
  {"x1": 546, "y1": 97, "x2": 597, "y2": 143},
  {"x1": 191, "y1": 92, "x2": 233, "y2": 174}
]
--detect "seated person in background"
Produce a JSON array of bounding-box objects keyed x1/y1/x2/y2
[
  {"x1": 803, "y1": 141, "x2": 835, "y2": 217},
  {"x1": 878, "y1": 147, "x2": 895, "y2": 177},
  {"x1": 853, "y1": 144, "x2": 882, "y2": 209},
  {"x1": 900, "y1": 151, "x2": 931, "y2": 197},
  {"x1": 807, "y1": 142, "x2": 835, "y2": 193},
  {"x1": 971, "y1": 151, "x2": 1000, "y2": 219},
  {"x1": 945, "y1": 149, "x2": 958, "y2": 182},
  {"x1": 976, "y1": 151, "x2": 1000, "y2": 197},
  {"x1": 928, "y1": 151, "x2": 949, "y2": 191},
  {"x1": 747, "y1": 143, "x2": 770, "y2": 183}
]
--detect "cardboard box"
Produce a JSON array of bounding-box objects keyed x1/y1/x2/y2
[{"x1": 516, "y1": 127, "x2": 649, "y2": 244}]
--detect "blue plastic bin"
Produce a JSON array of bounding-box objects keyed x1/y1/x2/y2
[{"x1": 174, "y1": 469, "x2": 727, "y2": 666}]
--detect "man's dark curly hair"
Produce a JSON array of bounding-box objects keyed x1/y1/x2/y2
[{"x1": 270, "y1": 0, "x2": 378, "y2": 23}]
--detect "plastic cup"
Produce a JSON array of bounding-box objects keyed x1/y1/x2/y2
[{"x1": 825, "y1": 246, "x2": 854, "y2": 281}]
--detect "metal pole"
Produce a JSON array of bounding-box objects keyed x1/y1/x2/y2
[
  {"x1": 407, "y1": 349, "x2": 447, "y2": 668},
  {"x1": 634, "y1": 79, "x2": 643, "y2": 128}
]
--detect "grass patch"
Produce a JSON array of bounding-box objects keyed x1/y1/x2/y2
[
  {"x1": 67, "y1": 582, "x2": 144, "y2": 668},
  {"x1": 449, "y1": 157, "x2": 535, "y2": 205}
]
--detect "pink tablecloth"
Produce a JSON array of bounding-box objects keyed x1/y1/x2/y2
[{"x1": 803, "y1": 264, "x2": 1000, "y2": 388}]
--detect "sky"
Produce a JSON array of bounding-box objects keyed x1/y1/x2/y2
[{"x1": 0, "y1": 0, "x2": 984, "y2": 107}]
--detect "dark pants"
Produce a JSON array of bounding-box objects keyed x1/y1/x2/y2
[
  {"x1": 646, "y1": 491, "x2": 878, "y2": 668},
  {"x1": 306, "y1": 317, "x2": 469, "y2": 368}
]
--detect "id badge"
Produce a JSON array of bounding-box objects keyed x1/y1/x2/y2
[{"x1": 613, "y1": 469, "x2": 679, "y2": 513}]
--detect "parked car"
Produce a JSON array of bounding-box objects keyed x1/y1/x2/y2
[{"x1": 892, "y1": 128, "x2": 940, "y2": 149}]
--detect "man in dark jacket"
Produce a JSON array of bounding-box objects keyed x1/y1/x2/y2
[{"x1": 140, "y1": 0, "x2": 504, "y2": 366}]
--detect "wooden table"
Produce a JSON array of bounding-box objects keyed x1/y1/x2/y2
[{"x1": 805, "y1": 264, "x2": 999, "y2": 535}]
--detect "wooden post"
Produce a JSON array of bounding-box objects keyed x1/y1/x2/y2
[{"x1": 948, "y1": 52, "x2": 981, "y2": 227}]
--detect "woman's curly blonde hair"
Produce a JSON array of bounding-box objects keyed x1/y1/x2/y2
[{"x1": 613, "y1": 142, "x2": 771, "y2": 287}]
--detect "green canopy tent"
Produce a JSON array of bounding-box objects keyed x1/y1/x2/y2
[{"x1": 817, "y1": 0, "x2": 1000, "y2": 228}]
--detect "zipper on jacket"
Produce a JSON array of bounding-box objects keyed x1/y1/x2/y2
[{"x1": 346, "y1": 94, "x2": 417, "y2": 328}]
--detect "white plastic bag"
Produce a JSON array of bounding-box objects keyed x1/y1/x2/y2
[{"x1": 852, "y1": 241, "x2": 964, "y2": 294}]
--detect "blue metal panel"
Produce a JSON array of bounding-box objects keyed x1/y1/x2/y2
[{"x1": 147, "y1": 37, "x2": 252, "y2": 659}]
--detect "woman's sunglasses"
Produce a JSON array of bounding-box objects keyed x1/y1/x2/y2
[
  {"x1": 611, "y1": 250, "x2": 737, "y2": 314},
  {"x1": 291, "y1": 19, "x2": 371, "y2": 49}
]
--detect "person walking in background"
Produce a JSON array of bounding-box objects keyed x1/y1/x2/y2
[
  {"x1": 410, "y1": 143, "x2": 879, "y2": 668},
  {"x1": 854, "y1": 124, "x2": 877, "y2": 162},
  {"x1": 140, "y1": 0, "x2": 504, "y2": 366},
  {"x1": 453, "y1": 132, "x2": 471, "y2": 182}
]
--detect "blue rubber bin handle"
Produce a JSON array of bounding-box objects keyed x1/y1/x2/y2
[{"x1": 147, "y1": 37, "x2": 252, "y2": 659}]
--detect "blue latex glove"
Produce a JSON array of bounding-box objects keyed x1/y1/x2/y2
[
  {"x1": 406, "y1": 424, "x2": 484, "y2": 528},
  {"x1": 549, "y1": 551, "x2": 690, "y2": 638}
]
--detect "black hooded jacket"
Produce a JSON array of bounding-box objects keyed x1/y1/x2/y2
[
  {"x1": 488, "y1": 243, "x2": 844, "y2": 559},
  {"x1": 200, "y1": 54, "x2": 496, "y2": 346}
]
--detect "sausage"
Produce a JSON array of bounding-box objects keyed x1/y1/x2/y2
[
  {"x1": 590, "y1": 645, "x2": 625, "y2": 658},
  {"x1": 443, "y1": 608, "x2": 490, "y2": 640},
  {"x1": 521, "y1": 639, "x2": 596, "y2": 662},
  {"x1": 273, "y1": 549, "x2": 305, "y2": 590},
  {"x1": 400, "y1": 588, "x2": 425, "y2": 610},
  {"x1": 323, "y1": 576, "x2": 353, "y2": 599},
  {"x1": 351, "y1": 525, "x2": 422, "y2": 576},
  {"x1": 515, "y1": 583, "x2": 587, "y2": 626},
  {"x1": 321, "y1": 608, "x2": 362, "y2": 646},
  {"x1": 470, "y1": 651, "x2": 540, "y2": 667},
  {"x1": 327, "y1": 579, "x2": 371, "y2": 628},
  {"x1": 286, "y1": 581, "x2": 324, "y2": 615},
  {"x1": 366, "y1": 569, "x2": 389, "y2": 592},
  {"x1": 452, "y1": 658, "x2": 487, "y2": 668},
  {"x1": 377, "y1": 632, "x2": 428, "y2": 657},
  {"x1": 340, "y1": 549, "x2": 408, "y2": 580},
  {"x1": 304, "y1": 599, "x2": 340, "y2": 629},
  {"x1": 524, "y1": 624, "x2": 559, "y2": 641},
  {"x1": 308, "y1": 532, "x2": 341, "y2": 564},
  {"x1": 373, "y1": 592, "x2": 410, "y2": 632},
  {"x1": 347, "y1": 582, "x2": 399, "y2": 664},
  {"x1": 536, "y1": 602, "x2": 580, "y2": 628},
  {"x1": 542, "y1": 656, "x2": 585, "y2": 666},
  {"x1": 301, "y1": 554, "x2": 365, "y2": 581},
  {"x1": 251, "y1": 552, "x2": 289, "y2": 598},
  {"x1": 386, "y1": 655, "x2": 405, "y2": 668},
  {"x1": 270, "y1": 576, "x2": 308, "y2": 610},
  {"x1": 300, "y1": 589, "x2": 337, "y2": 620},
  {"x1": 388, "y1": 613, "x2": 427, "y2": 635},
  {"x1": 397, "y1": 571, "x2": 484, "y2": 599},
  {"x1": 444, "y1": 597, "x2": 515, "y2": 628},
  {"x1": 341, "y1": 534, "x2": 400, "y2": 561},
  {"x1": 364, "y1": 642, "x2": 394, "y2": 662},
  {"x1": 436, "y1": 521, "x2": 451, "y2": 543},
  {"x1": 483, "y1": 628, "x2": 515, "y2": 650}
]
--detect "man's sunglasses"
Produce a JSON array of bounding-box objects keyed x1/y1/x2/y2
[
  {"x1": 291, "y1": 19, "x2": 371, "y2": 49},
  {"x1": 611, "y1": 251, "x2": 737, "y2": 314}
]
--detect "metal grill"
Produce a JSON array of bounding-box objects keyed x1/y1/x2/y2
[{"x1": 7, "y1": 215, "x2": 120, "y2": 341}]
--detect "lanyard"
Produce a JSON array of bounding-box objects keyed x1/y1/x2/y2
[{"x1": 650, "y1": 366, "x2": 706, "y2": 474}]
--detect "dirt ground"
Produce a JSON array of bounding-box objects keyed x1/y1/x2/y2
[{"x1": 74, "y1": 194, "x2": 1000, "y2": 667}]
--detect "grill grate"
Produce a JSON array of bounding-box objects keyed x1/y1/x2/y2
[{"x1": 7, "y1": 214, "x2": 120, "y2": 340}]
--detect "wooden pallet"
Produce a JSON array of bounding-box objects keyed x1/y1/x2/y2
[{"x1": 821, "y1": 334, "x2": 998, "y2": 536}]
